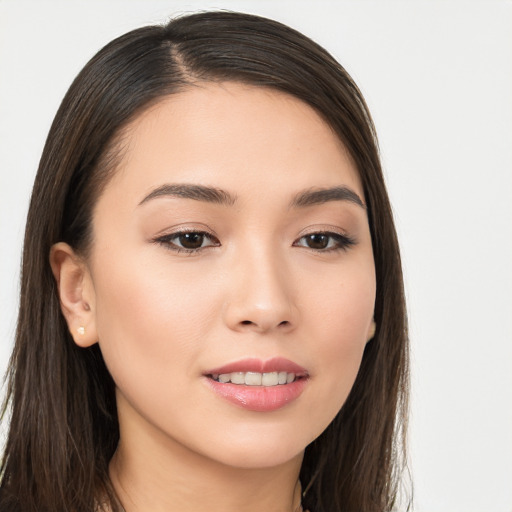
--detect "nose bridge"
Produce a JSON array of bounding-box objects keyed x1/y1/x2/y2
[{"x1": 224, "y1": 240, "x2": 297, "y2": 333}]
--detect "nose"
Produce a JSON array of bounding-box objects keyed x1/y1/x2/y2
[{"x1": 222, "y1": 249, "x2": 298, "y2": 334}]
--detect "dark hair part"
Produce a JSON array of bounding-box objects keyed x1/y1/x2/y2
[{"x1": 0, "y1": 11, "x2": 409, "y2": 512}]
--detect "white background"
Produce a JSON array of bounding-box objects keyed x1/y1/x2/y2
[{"x1": 1, "y1": 1, "x2": 511, "y2": 511}]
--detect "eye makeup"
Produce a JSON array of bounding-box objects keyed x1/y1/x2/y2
[{"x1": 152, "y1": 226, "x2": 357, "y2": 256}]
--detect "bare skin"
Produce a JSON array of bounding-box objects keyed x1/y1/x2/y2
[{"x1": 51, "y1": 82, "x2": 376, "y2": 512}]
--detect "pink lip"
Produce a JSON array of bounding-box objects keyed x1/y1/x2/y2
[
  {"x1": 203, "y1": 357, "x2": 309, "y2": 412},
  {"x1": 205, "y1": 357, "x2": 307, "y2": 376}
]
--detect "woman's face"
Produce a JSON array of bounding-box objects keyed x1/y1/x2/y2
[{"x1": 86, "y1": 82, "x2": 376, "y2": 468}]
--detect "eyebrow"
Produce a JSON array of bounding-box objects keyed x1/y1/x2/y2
[
  {"x1": 138, "y1": 183, "x2": 365, "y2": 210},
  {"x1": 290, "y1": 186, "x2": 366, "y2": 209},
  {"x1": 139, "y1": 183, "x2": 237, "y2": 206}
]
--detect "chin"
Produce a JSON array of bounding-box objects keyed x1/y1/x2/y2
[
  {"x1": 213, "y1": 445, "x2": 304, "y2": 470},
  {"x1": 196, "y1": 425, "x2": 313, "y2": 470}
]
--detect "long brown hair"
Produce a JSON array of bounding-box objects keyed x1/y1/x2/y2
[{"x1": 0, "y1": 11, "x2": 409, "y2": 512}]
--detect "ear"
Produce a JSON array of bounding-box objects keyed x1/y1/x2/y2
[
  {"x1": 367, "y1": 319, "x2": 376, "y2": 342},
  {"x1": 50, "y1": 242, "x2": 98, "y2": 347}
]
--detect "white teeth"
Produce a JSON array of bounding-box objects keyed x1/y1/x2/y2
[
  {"x1": 230, "y1": 372, "x2": 245, "y2": 384},
  {"x1": 213, "y1": 371, "x2": 299, "y2": 386},
  {"x1": 261, "y1": 371, "x2": 278, "y2": 386},
  {"x1": 245, "y1": 372, "x2": 262, "y2": 385}
]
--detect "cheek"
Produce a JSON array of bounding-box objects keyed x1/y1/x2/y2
[
  {"x1": 299, "y1": 257, "x2": 375, "y2": 426},
  {"x1": 302, "y1": 252, "x2": 375, "y2": 346},
  {"x1": 90, "y1": 250, "x2": 222, "y2": 391}
]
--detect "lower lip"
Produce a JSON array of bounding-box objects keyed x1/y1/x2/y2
[{"x1": 205, "y1": 377, "x2": 308, "y2": 412}]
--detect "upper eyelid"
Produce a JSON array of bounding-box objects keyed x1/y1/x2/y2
[
  {"x1": 298, "y1": 229, "x2": 343, "y2": 238},
  {"x1": 156, "y1": 228, "x2": 348, "y2": 238},
  {"x1": 153, "y1": 227, "x2": 355, "y2": 247},
  {"x1": 296, "y1": 224, "x2": 351, "y2": 236},
  {"x1": 155, "y1": 228, "x2": 351, "y2": 238},
  {"x1": 155, "y1": 226, "x2": 217, "y2": 239}
]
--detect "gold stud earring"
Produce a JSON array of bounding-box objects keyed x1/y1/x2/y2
[{"x1": 77, "y1": 326, "x2": 85, "y2": 336}]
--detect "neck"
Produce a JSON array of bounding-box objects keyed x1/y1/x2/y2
[{"x1": 109, "y1": 407, "x2": 304, "y2": 512}]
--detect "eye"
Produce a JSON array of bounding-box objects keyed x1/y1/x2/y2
[
  {"x1": 154, "y1": 230, "x2": 220, "y2": 253},
  {"x1": 293, "y1": 232, "x2": 355, "y2": 251}
]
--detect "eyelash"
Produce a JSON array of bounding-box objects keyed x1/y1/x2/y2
[
  {"x1": 153, "y1": 229, "x2": 356, "y2": 254},
  {"x1": 292, "y1": 231, "x2": 356, "y2": 252},
  {"x1": 153, "y1": 229, "x2": 220, "y2": 255}
]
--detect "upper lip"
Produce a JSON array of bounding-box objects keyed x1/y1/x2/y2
[{"x1": 204, "y1": 357, "x2": 308, "y2": 376}]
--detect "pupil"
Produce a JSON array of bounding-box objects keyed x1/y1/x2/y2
[
  {"x1": 307, "y1": 234, "x2": 328, "y2": 249},
  {"x1": 179, "y1": 233, "x2": 204, "y2": 249}
]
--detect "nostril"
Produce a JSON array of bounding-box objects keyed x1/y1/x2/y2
[{"x1": 236, "y1": 319, "x2": 292, "y2": 331}]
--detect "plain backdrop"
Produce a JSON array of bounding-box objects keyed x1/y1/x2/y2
[{"x1": 1, "y1": 1, "x2": 511, "y2": 511}]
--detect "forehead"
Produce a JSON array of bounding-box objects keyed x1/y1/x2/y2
[{"x1": 104, "y1": 82, "x2": 362, "y2": 203}]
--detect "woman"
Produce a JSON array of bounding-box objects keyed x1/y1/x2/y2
[{"x1": 0, "y1": 11, "x2": 409, "y2": 512}]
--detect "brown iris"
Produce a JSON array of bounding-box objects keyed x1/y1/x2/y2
[
  {"x1": 304, "y1": 233, "x2": 329, "y2": 249},
  {"x1": 178, "y1": 232, "x2": 205, "y2": 249}
]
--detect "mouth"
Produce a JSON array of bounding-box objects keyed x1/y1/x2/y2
[
  {"x1": 208, "y1": 371, "x2": 304, "y2": 386},
  {"x1": 203, "y1": 357, "x2": 309, "y2": 412}
]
